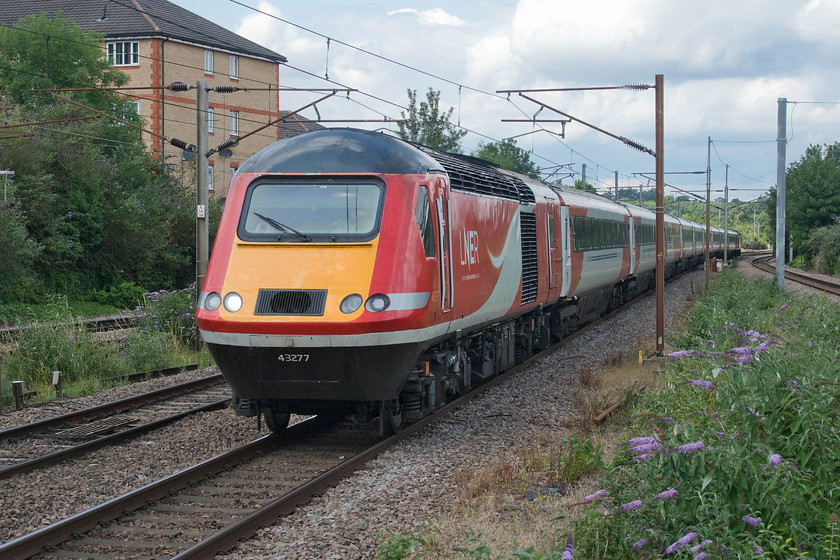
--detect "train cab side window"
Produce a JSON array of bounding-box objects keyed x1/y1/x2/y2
[{"x1": 415, "y1": 187, "x2": 436, "y2": 258}]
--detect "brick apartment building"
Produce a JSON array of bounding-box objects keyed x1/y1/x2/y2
[{"x1": 0, "y1": 0, "x2": 321, "y2": 197}]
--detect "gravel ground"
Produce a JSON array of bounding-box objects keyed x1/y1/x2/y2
[
  {"x1": 222, "y1": 269, "x2": 706, "y2": 560},
  {"x1": 2, "y1": 264, "x2": 790, "y2": 556}
]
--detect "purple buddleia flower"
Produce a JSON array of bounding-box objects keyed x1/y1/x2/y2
[
  {"x1": 655, "y1": 417, "x2": 675, "y2": 425},
  {"x1": 631, "y1": 538, "x2": 651, "y2": 551},
  {"x1": 788, "y1": 379, "x2": 802, "y2": 390},
  {"x1": 716, "y1": 431, "x2": 726, "y2": 439},
  {"x1": 683, "y1": 380, "x2": 715, "y2": 390},
  {"x1": 622, "y1": 436, "x2": 659, "y2": 447},
  {"x1": 707, "y1": 339, "x2": 715, "y2": 347},
  {"x1": 747, "y1": 407, "x2": 760, "y2": 418},
  {"x1": 654, "y1": 488, "x2": 678, "y2": 501},
  {"x1": 693, "y1": 553, "x2": 709, "y2": 560},
  {"x1": 625, "y1": 442, "x2": 662, "y2": 454},
  {"x1": 691, "y1": 540, "x2": 714, "y2": 553},
  {"x1": 779, "y1": 304, "x2": 789, "y2": 311},
  {"x1": 664, "y1": 532, "x2": 700, "y2": 555},
  {"x1": 755, "y1": 339, "x2": 775, "y2": 353},
  {"x1": 733, "y1": 353, "x2": 754, "y2": 363},
  {"x1": 727, "y1": 346, "x2": 753, "y2": 356},
  {"x1": 769, "y1": 454, "x2": 782, "y2": 469},
  {"x1": 666, "y1": 349, "x2": 699, "y2": 358},
  {"x1": 672, "y1": 441, "x2": 705, "y2": 454},
  {"x1": 632, "y1": 453, "x2": 653, "y2": 462},
  {"x1": 754, "y1": 545, "x2": 764, "y2": 554},
  {"x1": 583, "y1": 489, "x2": 607, "y2": 502},
  {"x1": 618, "y1": 500, "x2": 643, "y2": 513},
  {"x1": 561, "y1": 532, "x2": 573, "y2": 560},
  {"x1": 743, "y1": 516, "x2": 760, "y2": 527}
]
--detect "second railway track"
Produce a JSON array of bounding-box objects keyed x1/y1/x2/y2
[
  {"x1": 0, "y1": 373, "x2": 230, "y2": 479},
  {"x1": 751, "y1": 254, "x2": 840, "y2": 296}
]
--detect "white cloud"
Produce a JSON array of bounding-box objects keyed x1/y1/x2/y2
[{"x1": 387, "y1": 8, "x2": 465, "y2": 26}]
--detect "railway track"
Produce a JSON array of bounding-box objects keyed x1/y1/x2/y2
[
  {"x1": 751, "y1": 254, "x2": 840, "y2": 296},
  {"x1": 0, "y1": 314, "x2": 134, "y2": 342},
  {"x1": 0, "y1": 373, "x2": 230, "y2": 479},
  {"x1": 0, "y1": 273, "x2": 675, "y2": 560}
]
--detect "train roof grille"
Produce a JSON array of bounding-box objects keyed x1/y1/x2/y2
[{"x1": 413, "y1": 145, "x2": 536, "y2": 204}]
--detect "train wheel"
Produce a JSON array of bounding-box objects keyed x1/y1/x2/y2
[
  {"x1": 263, "y1": 408, "x2": 291, "y2": 432},
  {"x1": 381, "y1": 399, "x2": 403, "y2": 435}
]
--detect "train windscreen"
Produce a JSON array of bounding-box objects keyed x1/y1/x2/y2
[{"x1": 239, "y1": 179, "x2": 384, "y2": 242}]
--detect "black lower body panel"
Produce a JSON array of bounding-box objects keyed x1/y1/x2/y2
[{"x1": 207, "y1": 341, "x2": 426, "y2": 404}]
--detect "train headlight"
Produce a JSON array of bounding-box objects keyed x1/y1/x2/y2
[
  {"x1": 223, "y1": 292, "x2": 243, "y2": 313},
  {"x1": 205, "y1": 292, "x2": 222, "y2": 311},
  {"x1": 364, "y1": 294, "x2": 390, "y2": 313},
  {"x1": 340, "y1": 293, "x2": 363, "y2": 314}
]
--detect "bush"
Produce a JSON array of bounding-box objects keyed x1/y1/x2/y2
[
  {"x1": 572, "y1": 272, "x2": 840, "y2": 557},
  {"x1": 805, "y1": 218, "x2": 840, "y2": 276},
  {"x1": 133, "y1": 284, "x2": 197, "y2": 348},
  {"x1": 89, "y1": 281, "x2": 146, "y2": 310}
]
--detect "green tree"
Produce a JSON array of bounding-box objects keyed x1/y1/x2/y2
[
  {"x1": 0, "y1": 202, "x2": 40, "y2": 301},
  {"x1": 0, "y1": 12, "x2": 129, "y2": 108},
  {"x1": 785, "y1": 143, "x2": 840, "y2": 255},
  {"x1": 473, "y1": 138, "x2": 540, "y2": 178},
  {"x1": 398, "y1": 88, "x2": 467, "y2": 152},
  {"x1": 0, "y1": 15, "x2": 198, "y2": 302}
]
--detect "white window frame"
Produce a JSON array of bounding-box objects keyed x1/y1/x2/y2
[
  {"x1": 230, "y1": 111, "x2": 239, "y2": 137},
  {"x1": 204, "y1": 49, "x2": 214, "y2": 75},
  {"x1": 131, "y1": 101, "x2": 141, "y2": 115},
  {"x1": 230, "y1": 55, "x2": 239, "y2": 80},
  {"x1": 107, "y1": 41, "x2": 139, "y2": 66},
  {"x1": 208, "y1": 163, "x2": 215, "y2": 192},
  {"x1": 207, "y1": 108, "x2": 214, "y2": 134}
]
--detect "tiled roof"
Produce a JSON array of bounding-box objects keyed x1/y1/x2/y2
[
  {"x1": 277, "y1": 112, "x2": 325, "y2": 139},
  {"x1": 0, "y1": 0, "x2": 286, "y2": 62}
]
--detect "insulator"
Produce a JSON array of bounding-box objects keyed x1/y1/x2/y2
[
  {"x1": 169, "y1": 81, "x2": 192, "y2": 91},
  {"x1": 216, "y1": 137, "x2": 239, "y2": 151},
  {"x1": 622, "y1": 83, "x2": 650, "y2": 90},
  {"x1": 622, "y1": 137, "x2": 653, "y2": 155},
  {"x1": 170, "y1": 138, "x2": 197, "y2": 152},
  {"x1": 214, "y1": 86, "x2": 238, "y2": 93}
]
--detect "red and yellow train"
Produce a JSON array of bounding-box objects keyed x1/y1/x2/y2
[{"x1": 196, "y1": 128, "x2": 740, "y2": 432}]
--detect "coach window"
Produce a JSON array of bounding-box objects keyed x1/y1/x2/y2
[{"x1": 415, "y1": 186, "x2": 436, "y2": 257}]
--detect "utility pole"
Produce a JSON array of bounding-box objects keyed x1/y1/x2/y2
[
  {"x1": 615, "y1": 170, "x2": 619, "y2": 201},
  {"x1": 581, "y1": 163, "x2": 586, "y2": 191},
  {"x1": 705, "y1": 136, "x2": 711, "y2": 288},
  {"x1": 0, "y1": 169, "x2": 14, "y2": 202},
  {"x1": 655, "y1": 74, "x2": 664, "y2": 356},
  {"x1": 724, "y1": 164, "x2": 729, "y2": 265},
  {"x1": 776, "y1": 98, "x2": 787, "y2": 290},
  {"x1": 196, "y1": 80, "x2": 209, "y2": 295}
]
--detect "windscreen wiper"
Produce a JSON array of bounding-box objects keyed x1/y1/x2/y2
[{"x1": 253, "y1": 212, "x2": 311, "y2": 241}]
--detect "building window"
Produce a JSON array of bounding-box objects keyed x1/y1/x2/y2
[
  {"x1": 208, "y1": 163, "x2": 215, "y2": 192},
  {"x1": 131, "y1": 101, "x2": 140, "y2": 114},
  {"x1": 204, "y1": 49, "x2": 214, "y2": 74},
  {"x1": 207, "y1": 108, "x2": 214, "y2": 134},
  {"x1": 107, "y1": 41, "x2": 139, "y2": 66},
  {"x1": 230, "y1": 55, "x2": 239, "y2": 79},
  {"x1": 230, "y1": 111, "x2": 239, "y2": 136}
]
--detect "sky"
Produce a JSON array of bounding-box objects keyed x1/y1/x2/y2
[{"x1": 171, "y1": 0, "x2": 840, "y2": 203}]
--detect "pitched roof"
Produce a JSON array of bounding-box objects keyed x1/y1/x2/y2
[
  {"x1": 277, "y1": 112, "x2": 326, "y2": 139},
  {"x1": 0, "y1": 0, "x2": 286, "y2": 63}
]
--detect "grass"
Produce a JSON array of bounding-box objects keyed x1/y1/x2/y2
[
  {"x1": 0, "y1": 297, "x2": 122, "y2": 326},
  {"x1": 375, "y1": 268, "x2": 840, "y2": 559},
  {"x1": 0, "y1": 285, "x2": 207, "y2": 408}
]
